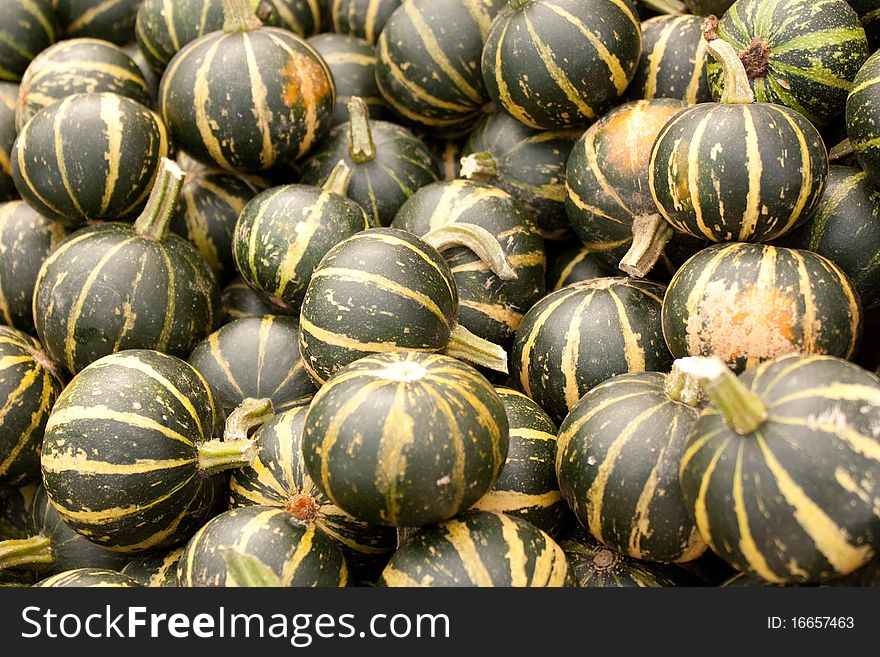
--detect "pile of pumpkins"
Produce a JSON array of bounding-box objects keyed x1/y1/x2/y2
[{"x1": 1, "y1": 0, "x2": 879, "y2": 588}]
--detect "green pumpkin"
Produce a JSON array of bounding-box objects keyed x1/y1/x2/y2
[
  {"x1": 0, "y1": 0, "x2": 55, "y2": 82},
  {"x1": 158, "y1": 0, "x2": 335, "y2": 172},
  {"x1": 545, "y1": 244, "x2": 610, "y2": 292},
  {"x1": 330, "y1": 0, "x2": 401, "y2": 44},
  {"x1": 52, "y1": 0, "x2": 141, "y2": 45},
  {"x1": 678, "y1": 353, "x2": 880, "y2": 583},
  {"x1": 379, "y1": 510, "x2": 573, "y2": 586},
  {"x1": 221, "y1": 277, "x2": 281, "y2": 322},
  {"x1": 120, "y1": 548, "x2": 183, "y2": 587},
  {"x1": 0, "y1": 84, "x2": 18, "y2": 201},
  {"x1": 481, "y1": 0, "x2": 642, "y2": 129},
  {"x1": 136, "y1": 0, "x2": 227, "y2": 75},
  {"x1": 0, "y1": 327, "x2": 65, "y2": 486},
  {"x1": 229, "y1": 404, "x2": 398, "y2": 583},
  {"x1": 12, "y1": 92, "x2": 170, "y2": 226},
  {"x1": 849, "y1": 0, "x2": 880, "y2": 51},
  {"x1": 512, "y1": 277, "x2": 673, "y2": 423},
  {"x1": 461, "y1": 112, "x2": 580, "y2": 241},
  {"x1": 188, "y1": 316, "x2": 317, "y2": 414},
  {"x1": 34, "y1": 568, "x2": 141, "y2": 587},
  {"x1": 177, "y1": 505, "x2": 349, "y2": 586},
  {"x1": 661, "y1": 242, "x2": 862, "y2": 373},
  {"x1": 706, "y1": 0, "x2": 868, "y2": 126},
  {"x1": 847, "y1": 50, "x2": 880, "y2": 190},
  {"x1": 255, "y1": 0, "x2": 324, "y2": 36},
  {"x1": 302, "y1": 352, "x2": 509, "y2": 527}
]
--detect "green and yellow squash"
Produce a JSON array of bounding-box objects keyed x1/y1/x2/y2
[
  {"x1": 52, "y1": 0, "x2": 140, "y2": 45},
  {"x1": 545, "y1": 244, "x2": 610, "y2": 292},
  {"x1": 330, "y1": 0, "x2": 401, "y2": 44},
  {"x1": 120, "y1": 548, "x2": 183, "y2": 587},
  {"x1": 0, "y1": 0, "x2": 54, "y2": 82},
  {"x1": 849, "y1": 0, "x2": 880, "y2": 51},
  {"x1": 0, "y1": 83, "x2": 17, "y2": 201},
  {"x1": 847, "y1": 50, "x2": 880, "y2": 189}
]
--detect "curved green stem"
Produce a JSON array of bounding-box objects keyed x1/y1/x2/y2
[
  {"x1": 224, "y1": 397, "x2": 275, "y2": 442},
  {"x1": 703, "y1": 17, "x2": 755, "y2": 105},
  {"x1": 829, "y1": 138, "x2": 854, "y2": 161},
  {"x1": 134, "y1": 157, "x2": 185, "y2": 241},
  {"x1": 322, "y1": 160, "x2": 354, "y2": 196},
  {"x1": 664, "y1": 361, "x2": 705, "y2": 408},
  {"x1": 347, "y1": 97, "x2": 376, "y2": 164},
  {"x1": 0, "y1": 536, "x2": 54, "y2": 571},
  {"x1": 423, "y1": 224, "x2": 517, "y2": 281},
  {"x1": 223, "y1": 0, "x2": 263, "y2": 33},
  {"x1": 446, "y1": 324, "x2": 508, "y2": 374},
  {"x1": 460, "y1": 152, "x2": 498, "y2": 181},
  {"x1": 618, "y1": 214, "x2": 674, "y2": 279}
]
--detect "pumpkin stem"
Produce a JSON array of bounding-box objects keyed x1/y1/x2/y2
[
  {"x1": 224, "y1": 397, "x2": 275, "y2": 442},
  {"x1": 674, "y1": 356, "x2": 768, "y2": 434},
  {"x1": 829, "y1": 138, "x2": 854, "y2": 161},
  {"x1": 220, "y1": 548, "x2": 284, "y2": 587},
  {"x1": 348, "y1": 97, "x2": 376, "y2": 164},
  {"x1": 638, "y1": 0, "x2": 685, "y2": 15},
  {"x1": 133, "y1": 157, "x2": 185, "y2": 241},
  {"x1": 703, "y1": 16, "x2": 755, "y2": 105},
  {"x1": 618, "y1": 214, "x2": 674, "y2": 279},
  {"x1": 460, "y1": 152, "x2": 498, "y2": 181},
  {"x1": 285, "y1": 494, "x2": 320, "y2": 524},
  {"x1": 0, "y1": 535, "x2": 54, "y2": 571},
  {"x1": 446, "y1": 324, "x2": 509, "y2": 373},
  {"x1": 663, "y1": 361, "x2": 706, "y2": 408},
  {"x1": 423, "y1": 224, "x2": 517, "y2": 281},
  {"x1": 322, "y1": 159, "x2": 354, "y2": 196},
  {"x1": 197, "y1": 438, "x2": 260, "y2": 474},
  {"x1": 222, "y1": 0, "x2": 263, "y2": 33}
]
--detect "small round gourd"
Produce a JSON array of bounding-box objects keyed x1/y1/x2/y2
[
  {"x1": 34, "y1": 568, "x2": 141, "y2": 587},
  {"x1": 847, "y1": 50, "x2": 880, "y2": 190},
  {"x1": 330, "y1": 0, "x2": 401, "y2": 44},
  {"x1": 53, "y1": 0, "x2": 141, "y2": 45},
  {"x1": 301, "y1": 352, "x2": 509, "y2": 527},
  {"x1": 136, "y1": 0, "x2": 227, "y2": 75},
  {"x1": 0, "y1": 84, "x2": 19, "y2": 201},
  {"x1": 0, "y1": 0, "x2": 54, "y2": 82},
  {"x1": 120, "y1": 548, "x2": 183, "y2": 587}
]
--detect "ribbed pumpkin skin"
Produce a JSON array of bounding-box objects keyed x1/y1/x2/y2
[
  {"x1": 545, "y1": 244, "x2": 609, "y2": 292},
  {"x1": 34, "y1": 222, "x2": 221, "y2": 376},
  {"x1": 11, "y1": 92, "x2": 170, "y2": 226},
  {"x1": 233, "y1": 183, "x2": 371, "y2": 313},
  {"x1": 53, "y1": 0, "x2": 141, "y2": 45},
  {"x1": 229, "y1": 405, "x2": 398, "y2": 582},
  {"x1": 679, "y1": 354, "x2": 880, "y2": 583},
  {"x1": 391, "y1": 179, "x2": 546, "y2": 347},
  {"x1": 0, "y1": 328, "x2": 64, "y2": 487},
  {"x1": 556, "y1": 372, "x2": 706, "y2": 563},
  {"x1": 662, "y1": 243, "x2": 862, "y2": 373},
  {"x1": 135, "y1": 0, "x2": 226, "y2": 75},
  {"x1": 221, "y1": 278, "x2": 280, "y2": 322},
  {"x1": 707, "y1": 0, "x2": 868, "y2": 127},
  {"x1": 298, "y1": 120, "x2": 439, "y2": 227},
  {"x1": 121, "y1": 548, "x2": 183, "y2": 587},
  {"x1": 298, "y1": 228, "x2": 458, "y2": 384},
  {"x1": 628, "y1": 15, "x2": 711, "y2": 104},
  {"x1": 849, "y1": 0, "x2": 880, "y2": 51},
  {"x1": 847, "y1": 50, "x2": 880, "y2": 190},
  {"x1": 40, "y1": 350, "x2": 226, "y2": 553},
  {"x1": 16, "y1": 38, "x2": 152, "y2": 130},
  {"x1": 481, "y1": 0, "x2": 642, "y2": 130},
  {"x1": 471, "y1": 388, "x2": 568, "y2": 536},
  {"x1": 0, "y1": 0, "x2": 54, "y2": 82},
  {"x1": 159, "y1": 27, "x2": 335, "y2": 172},
  {"x1": 650, "y1": 102, "x2": 828, "y2": 243},
  {"x1": 0, "y1": 84, "x2": 16, "y2": 201},
  {"x1": 302, "y1": 352, "x2": 509, "y2": 527},
  {"x1": 512, "y1": 277, "x2": 672, "y2": 423},
  {"x1": 776, "y1": 166, "x2": 880, "y2": 313},
  {"x1": 178, "y1": 506, "x2": 349, "y2": 587},
  {"x1": 379, "y1": 510, "x2": 572, "y2": 587},
  {"x1": 375, "y1": 0, "x2": 504, "y2": 134},
  {"x1": 0, "y1": 201, "x2": 66, "y2": 334},
  {"x1": 256, "y1": 0, "x2": 324, "y2": 36},
  {"x1": 34, "y1": 568, "x2": 142, "y2": 587},
  {"x1": 331, "y1": 0, "x2": 401, "y2": 44},
  {"x1": 307, "y1": 34, "x2": 390, "y2": 125},
  {"x1": 188, "y1": 316, "x2": 317, "y2": 414},
  {"x1": 566, "y1": 99, "x2": 703, "y2": 272},
  {"x1": 462, "y1": 112, "x2": 580, "y2": 240},
  {"x1": 559, "y1": 525, "x2": 700, "y2": 587}
]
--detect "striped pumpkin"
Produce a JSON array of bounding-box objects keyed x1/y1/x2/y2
[
  {"x1": 298, "y1": 98, "x2": 440, "y2": 227},
  {"x1": 512, "y1": 277, "x2": 673, "y2": 423},
  {"x1": 662, "y1": 242, "x2": 863, "y2": 373},
  {"x1": 135, "y1": 0, "x2": 227, "y2": 75},
  {"x1": 302, "y1": 352, "x2": 509, "y2": 527},
  {"x1": 391, "y1": 179, "x2": 545, "y2": 347},
  {"x1": 706, "y1": 0, "x2": 868, "y2": 127},
  {"x1": 565, "y1": 98, "x2": 704, "y2": 278},
  {"x1": 232, "y1": 174, "x2": 372, "y2": 313},
  {"x1": 556, "y1": 371, "x2": 707, "y2": 563},
  {"x1": 0, "y1": 201, "x2": 66, "y2": 334},
  {"x1": 221, "y1": 278, "x2": 280, "y2": 322},
  {"x1": 379, "y1": 510, "x2": 573, "y2": 587},
  {"x1": 121, "y1": 548, "x2": 183, "y2": 587},
  {"x1": 52, "y1": 0, "x2": 141, "y2": 45},
  {"x1": 375, "y1": 0, "x2": 504, "y2": 134},
  {"x1": 39, "y1": 349, "x2": 254, "y2": 553},
  {"x1": 12, "y1": 92, "x2": 170, "y2": 226},
  {"x1": 679, "y1": 353, "x2": 880, "y2": 583},
  {"x1": 158, "y1": 0, "x2": 335, "y2": 172},
  {"x1": 849, "y1": 0, "x2": 880, "y2": 51},
  {"x1": 229, "y1": 404, "x2": 398, "y2": 583},
  {"x1": 330, "y1": 0, "x2": 401, "y2": 44},
  {"x1": 307, "y1": 33, "x2": 390, "y2": 125},
  {"x1": 558, "y1": 525, "x2": 702, "y2": 587},
  {"x1": 0, "y1": 83, "x2": 18, "y2": 201},
  {"x1": 255, "y1": 0, "x2": 324, "y2": 36},
  {"x1": 471, "y1": 388, "x2": 569, "y2": 536},
  {"x1": 34, "y1": 568, "x2": 141, "y2": 587},
  {"x1": 0, "y1": 327, "x2": 64, "y2": 486},
  {"x1": 481, "y1": 0, "x2": 642, "y2": 129},
  {"x1": 545, "y1": 244, "x2": 610, "y2": 292},
  {"x1": 847, "y1": 50, "x2": 880, "y2": 190},
  {"x1": 0, "y1": 0, "x2": 54, "y2": 82},
  {"x1": 178, "y1": 505, "x2": 349, "y2": 587},
  {"x1": 33, "y1": 159, "x2": 221, "y2": 375},
  {"x1": 776, "y1": 165, "x2": 880, "y2": 314},
  {"x1": 461, "y1": 112, "x2": 580, "y2": 241},
  {"x1": 188, "y1": 316, "x2": 317, "y2": 414},
  {"x1": 15, "y1": 38, "x2": 152, "y2": 131},
  {"x1": 628, "y1": 14, "x2": 711, "y2": 104}
]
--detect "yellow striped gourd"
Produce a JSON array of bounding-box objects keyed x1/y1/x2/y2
[
  {"x1": 0, "y1": 0, "x2": 54, "y2": 82},
  {"x1": 330, "y1": 0, "x2": 401, "y2": 44},
  {"x1": 847, "y1": 49, "x2": 880, "y2": 190}
]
